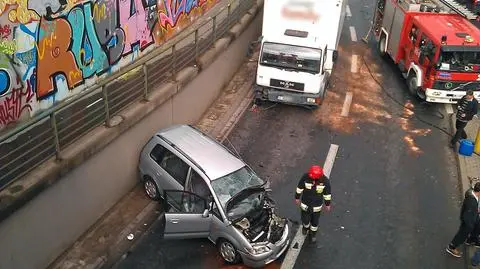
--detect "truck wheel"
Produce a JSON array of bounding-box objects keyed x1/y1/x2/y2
[
  {"x1": 407, "y1": 74, "x2": 419, "y2": 97},
  {"x1": 378, "y1": 35, "x2": 387, "y2": 57},
  {"x1": 254, "y1": 97, "x2": 264, "y2": 106}
]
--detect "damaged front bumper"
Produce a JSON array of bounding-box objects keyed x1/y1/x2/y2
[{"x1": 239, "y1": 220, "x2": 291, "y2": 268}]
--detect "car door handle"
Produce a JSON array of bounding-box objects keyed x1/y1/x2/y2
[{"x1": 170, "y1": 219, "x2": 179, "y2": 224}]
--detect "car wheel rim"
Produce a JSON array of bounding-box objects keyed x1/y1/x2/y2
[
  {"x1": 144, "y1": 181, "x2": 157, "y2": 198},
  {"x1": 220, "y1": 242, "x2": 236, "y2": 262}
]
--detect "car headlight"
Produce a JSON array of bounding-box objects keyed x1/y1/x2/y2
[
  {"x1": 431, "y1": 91, "x2": 442, "y2": 96},
  {"x1": 252, "y1": 244, "x2": 271, "y2": 254}
]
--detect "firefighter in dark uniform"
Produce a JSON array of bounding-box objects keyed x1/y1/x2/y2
[{"x1": 294, "y1": 165, "x2": 332, "y2": 243}]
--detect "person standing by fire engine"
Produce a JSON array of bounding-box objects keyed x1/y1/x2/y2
[
  {"x1": 450, "y1": 90, "x2": 478, "y2": 148},
  {"x1": 295, "y1": 165, "x2": 331, "y2": 243}
]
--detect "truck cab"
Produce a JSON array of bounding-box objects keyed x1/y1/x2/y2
[
  {"x1": 401, "y1": 14, "x2": 480, "y2": 103},
  {"x1": 255, "y1": 0, "x2": 345, "y2": 108},
  {"x1": 374, "y1": 0, "x2": 480, "y2": 103}
]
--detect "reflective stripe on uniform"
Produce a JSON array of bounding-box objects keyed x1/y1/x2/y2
[
  {"x1": 303, "y1": 223, "x2": 310, "y2": 228},
  {"x1": 310, "y1": 225, "x2": 318, "y2": 231},
  {"x1": 296, "y1": 187, "x2": 304, "y2": 194},
  {"x1": 300, "y1": 203, "x2": 308, "y2": 211},
  {"x1": 316, "y1": 185, "x2": 325, "y2": 193},
  {"x1": 323, "y1": 194, "x2": 332, "y2": 200},
  {"x1": 305, "y1": 183, "x2": 313, "y2": 189},
  {"x1": 313, "y1": 206, "x2": 322, "y2": 212}
]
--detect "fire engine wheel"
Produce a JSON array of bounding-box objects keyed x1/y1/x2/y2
[
  {"x1": 406, "y1": 74, "x2": 425, "y2": 100},
  {"x1": 378, "y1": 35, "x2": 387, "y2": 57}
]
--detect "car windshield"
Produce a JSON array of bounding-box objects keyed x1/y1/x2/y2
[
  {"x1": 260, "y1": 42, "x2": 322, "y2": 74},
  {"x1": 437, "y1": 51, "x2": 480, "y2": 72},
  {"x1": 211, "y1": 167, "x2": 265, "y2": 208},
  {"x1": 226, "y1": 189, "x2": 265, "y2": 221}
]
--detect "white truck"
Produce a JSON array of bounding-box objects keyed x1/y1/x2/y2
[{"x1": 254, "y1": 0, "x2": 347, "y2": 107}]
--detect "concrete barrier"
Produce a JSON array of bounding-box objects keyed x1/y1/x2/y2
[{"x1": 0, "y1": 4, "x2": 263, "y2": 269}]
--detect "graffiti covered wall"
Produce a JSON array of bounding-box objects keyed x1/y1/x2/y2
[{"x1": 0, "y1": 0, "x2": 220, "y2": 130}]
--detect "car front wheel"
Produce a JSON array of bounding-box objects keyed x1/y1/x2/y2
[{"x1": 218, "y1": 239, "x2": 241, "y2": 264}]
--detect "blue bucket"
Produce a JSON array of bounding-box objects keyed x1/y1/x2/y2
[{"x1": 459, "y1": 139, "x2": 474, "y2": 156}]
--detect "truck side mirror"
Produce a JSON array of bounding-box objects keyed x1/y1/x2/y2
[{"x1": 333, "y1": 50, "x2": 339, "y2": 62}]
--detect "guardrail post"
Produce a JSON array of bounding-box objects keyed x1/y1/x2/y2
[
  {"x1": 194, "y1": 29, "x2": 199, "y2": 59},
  {"x1": 50, "y1": 112, "x2": 62, "y2": 160},
  {"x1": 143, "y1": 64, "x2": 148, "y2": 100},
  {"x1": 102, "y1": 85, "x2": 111, "y2": 127},
  {"x1": 212, "y1": 16, "x2": 217, "y2": 43},
  {"x1": 171, "y1": 44, "x2": 177, "y2": 80}
]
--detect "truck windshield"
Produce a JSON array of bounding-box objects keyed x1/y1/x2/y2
[
  {"x1": 437, "y1": 51, "x2": 480, "y2": 72},
  {"x1": 260, "y1": 42, "x2": 322, "y2": 74}
]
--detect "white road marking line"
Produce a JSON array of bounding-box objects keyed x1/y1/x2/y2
[
  {"x1": 445, "y1": 103, "x2": 454, "y2": 114},
  {"x1": 280, "y1": 144, "x2": 339, "y2": 269},
  {"x1": 346, "y1": 5, "x2": 352, "y2": 17},
  {"x1": 323, "y1": 144, "x2": 339, "y2": 178},
  {"x1": 349, "y1": 26, "x2": 357, "y2": 42},
  {"x1": 351, "y1": 54, "x2": 358, "y2": 73},
  {"x1": 341, "y1": 92, "x2": 353, "y2": 117}
]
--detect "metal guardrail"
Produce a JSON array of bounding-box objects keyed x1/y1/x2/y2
[{"x1": 0, "y1": 0, "x2": 255, "y2": 191}]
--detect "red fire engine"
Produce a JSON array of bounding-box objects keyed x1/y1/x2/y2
[{"x1": 373, "y1": 0, "x2": 480, "y2": 103}]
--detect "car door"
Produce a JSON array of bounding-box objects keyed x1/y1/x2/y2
[
  {"x1": 163, "y1": 190, "x2": 212, "y2": 239},
  {"x1": 185, "y1": 169, "x2": 212, "y2": 200},
  {"x1": 149, "y1": 144, "x2": 190, "y2": 191}
]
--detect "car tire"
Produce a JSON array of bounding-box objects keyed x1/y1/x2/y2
[
  {"x1": 218, "y1": 239, "x2": 242, "y2": 264},
  {"x1": 143, "y1": 177, "x2": 160, "y2": 201}
]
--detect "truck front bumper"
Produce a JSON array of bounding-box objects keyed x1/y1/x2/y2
[
  {"x1": 426, "y1": 88, "x2": 480, "y2": 104},
  {"x1": 255, "y1": 86, "x2": 323, "y2": 107}
]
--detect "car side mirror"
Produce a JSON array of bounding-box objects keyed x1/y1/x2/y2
[
  {"x1": 202, "y1": 208, "x2": 210, "y2": 218},
  {"x1": 332, "y1": 50, "x2": 339, "y2": 62}
]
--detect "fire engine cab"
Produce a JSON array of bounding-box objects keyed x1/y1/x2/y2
[{"x1": 374, "y1": 0, "x2": 480, "y2": 103}]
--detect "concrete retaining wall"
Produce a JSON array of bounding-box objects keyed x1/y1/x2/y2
[{"x1": 0, "y1": 6, "x2": 262, "y2": 269}]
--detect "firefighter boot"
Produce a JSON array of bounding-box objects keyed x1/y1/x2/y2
[
  {"x1": 302, "y1": 226, "x2": 309, "y2": 235},
  {"x1": 310, "y1": 231, "x2": 317, "y2": 243}
]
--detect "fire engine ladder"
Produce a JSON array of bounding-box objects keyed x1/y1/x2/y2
[{"x1": 437, "y1": 0, "x2": 477, "y2": 20}]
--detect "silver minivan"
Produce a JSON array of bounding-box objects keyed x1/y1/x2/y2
[{"x1": 138, "y1": 124, "x2": 291, "y2": 267}]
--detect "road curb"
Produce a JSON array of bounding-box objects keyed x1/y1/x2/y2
[
  {"x1": 218, "y1": 83, "x2": 255, "y2": 143},
  {"x1": 449, "y1": 113, "x2": 473, "y2": 269},
  {"x1": 88, "y1": 256, "x2": 107, "y2": 269},
  {"x1": 100, "y1": 201, "x2": 160, "y2": 269}
]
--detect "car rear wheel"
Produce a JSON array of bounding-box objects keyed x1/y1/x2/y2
[
  {"x1": 143, "y1": 177, "x2": 160, "y2": 201},
  {"x1": 218, "y1": 239, "x2": 241, "y2": 264}
]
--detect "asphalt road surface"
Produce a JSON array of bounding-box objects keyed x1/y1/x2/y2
[{"x1": 111, "y1": 0, "x2": 465, "y2": 268}]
